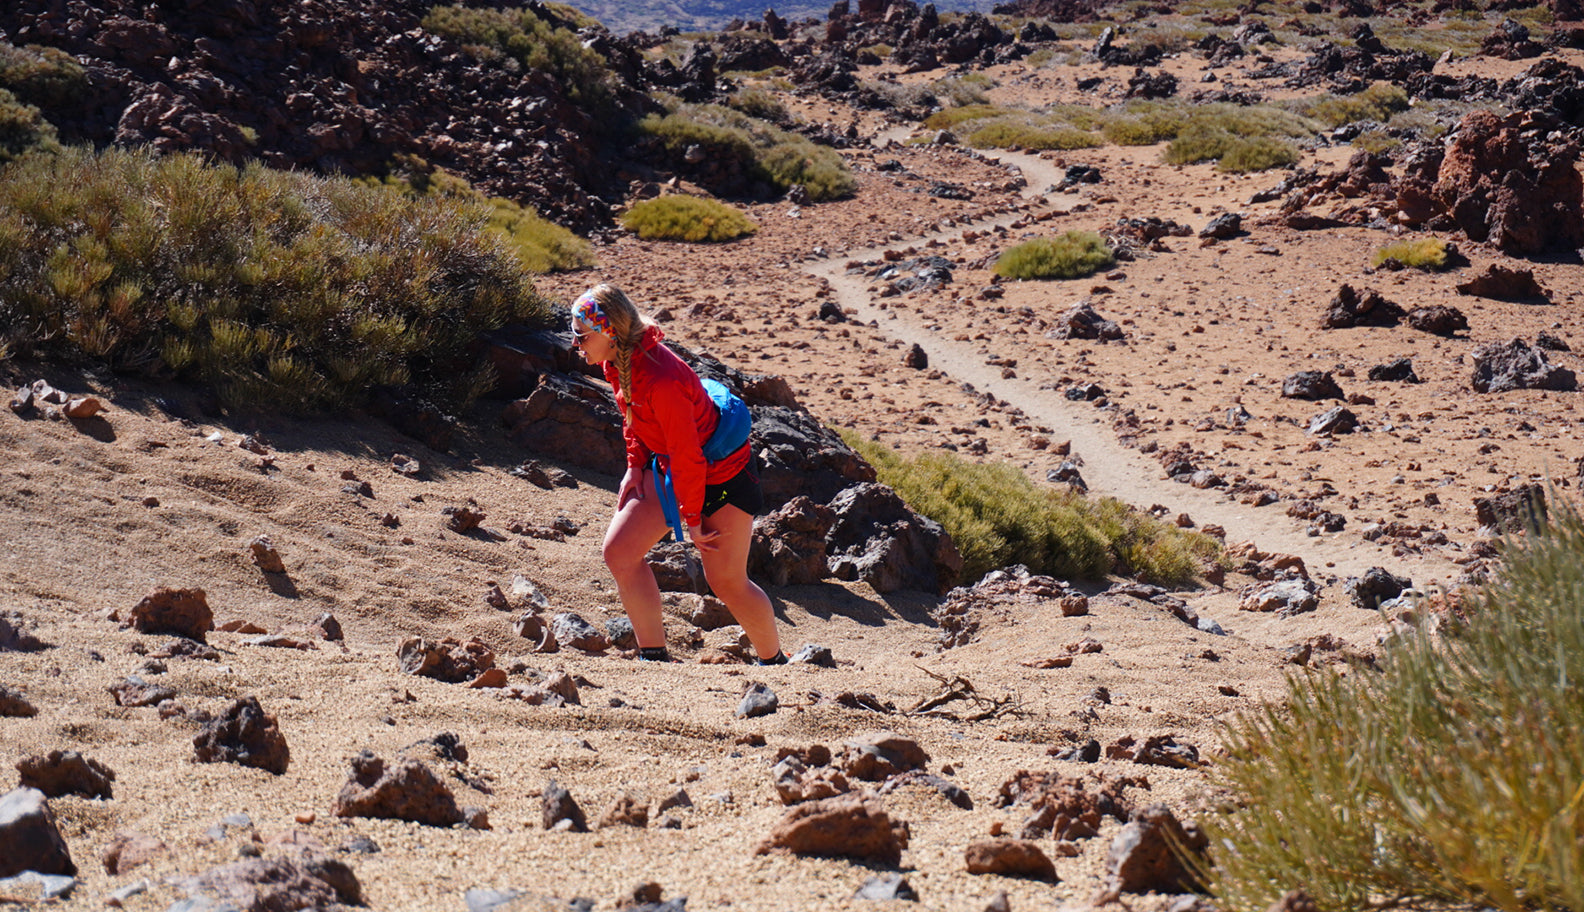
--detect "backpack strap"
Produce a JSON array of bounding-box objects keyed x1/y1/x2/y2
[{"x1": 651, "y1": 454, "x2": 687, "y2": 543}]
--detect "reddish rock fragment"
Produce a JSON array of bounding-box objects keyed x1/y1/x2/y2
[
  {"x1": 964, "y1": 838, "x2": 1058, "y2": 881},
  {"x1": 100, "y1": 831, "x2": 169, "y2": 875},
  {"x1": 756, "y1": 793, "x2": 909, "y2": 866},
  {"x1": 193, "y1": 696, "x2": 290, "y2": 775},
  {"x1": 17, "y1": 750, "x2": 116, "y2": 799},
  {"x1": 333, "y1": 751, "x2": 466, "y2": 828},
  {"x1": 127, "y1": 587, "x2": 213, "y2": 641}
]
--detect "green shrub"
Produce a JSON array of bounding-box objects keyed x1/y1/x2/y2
[
  {"x1": 0, "y1": 41, "x2": 89, "y2": 110},
  {"x1": 639, "y1": 103, "x2": 856, "y2": 201},
  {"x1": 620, "y1": 195, "x2": 756, "y2": 242},
  {"x1": 923, "y1": 104, "x2": 1013, "y2": 131},
  {"x1": 931, "y1": 73, "x2": 992, "y2": 107},
  {"x1": 994, "y1": 231, "x2": 1114, "y2": 280},
  {"x1": 1373, "y1": 236, "x2": 1452, "y2": 271},
  {"x1": 1100, "y1": 100, "x2": 1190, "y2": 145},
  {"x1": 1305, "y1": 81, "x2": 1412, "y2": 128},
  {"x1": 844, "y1": 434, "x2": 1219, "y2": 586},
  {"x1": 422, "y1": 5, "x2": 614, "y2": 108},
  {"x1": 726, "y1": 88, "x2": 788, "y2": 124},
  {"x1": 0, "y1": 88, "x2": 60, "y2": 162},
  {"x1": 0, "y1": 146, "x2": 546, "y2": 412},
  {"x1": 1215, "y1": 135, "x2": 1299, "y2": 172},
  {"x1": 488, "y1": 197, "x2": 595, "y2": 273},
  {"x1": 967, "y1": 120, "x2": 1102, "y2": 151},
  {"x1": 1210, "y1": 498, "x2": 1584, "y2": 912}
]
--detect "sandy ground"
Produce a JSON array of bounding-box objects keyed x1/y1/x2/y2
[{"x1": 3, "y1": 20, "x2": 1583, "y2": 912}]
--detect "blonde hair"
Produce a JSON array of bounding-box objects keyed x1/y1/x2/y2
[{"x1": 582, "y1": 283, "x2": 655, "y2": 423}]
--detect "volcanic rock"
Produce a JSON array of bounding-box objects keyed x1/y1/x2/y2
[
  {"x1": 756, "y1": 792, "x2": 910, "y2": 866},
  {"x1": 1470, "y1": 338, "x2": 1576, "y2": 393},
  {"x1": 193, "y1": 696, "x2": 290, "y2": 775},
  {"x1": 334, "y1": 751, "x2": 466, "y2": 828},
  {"x1": 964, "y1": 839, "x2": 1058, "y2": 880},
  {"x1": 1106, "y1": 804, "x2": 1208, "y2": 894},
  {"x1": 126, "y1": 586, "x2": 214, "y2": 641},
  {"x1": 749, "y1": 496, "x2": 835, "y2": 586},
  {"x1": 0, "y1": 788, "x2": 75, "y2": 877},
  {"x1": 16, "y1": 750, "x2": 115, "y2": 799}
]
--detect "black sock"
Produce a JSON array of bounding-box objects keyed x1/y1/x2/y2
[
  {"x1": 639, "y1": 646, "x2": 671, "y2": 662},
  {"x1": 757, "y1": 650, "x2": 788, "y2": 666}
]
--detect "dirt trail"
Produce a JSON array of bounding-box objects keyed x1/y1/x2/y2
[{"x1": 808, "y1": 136, "x2": 1460, "y2": 584}]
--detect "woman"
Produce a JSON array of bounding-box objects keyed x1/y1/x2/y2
[{"x1": 571, "y1": 283, "x2": 785, "y2": 665}]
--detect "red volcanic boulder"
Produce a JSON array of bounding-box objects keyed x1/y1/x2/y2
[{"x1": 1428, "y1": 110, "x2": 1584, "y2": 255}]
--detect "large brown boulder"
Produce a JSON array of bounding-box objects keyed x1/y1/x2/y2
[
  {"x1": 826, "y1": 483, "x2": 963, "y2": 594},
  {"x1": 756, "y1": 793, "x2": 910, "y2": 866},
  {"x1": 749, "y1": 496, "x2": 836, "y2": 586},
  {"x1": 126, "y1": 587, "x2": 214, "y2": 641},
  {"x1": 332, "y1": 751, "x2": 465, "y2": 828},
  {"x1": 1427, "y1": 110, "x2": 1584, "y2": 255},
  {"x1": 1470, "y1": 338, "x2": 1577, "y2": 394}
]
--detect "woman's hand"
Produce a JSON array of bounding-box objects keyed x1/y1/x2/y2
[
  {"x1": 688, "y1": 523, "x2": 720, "y2": 552},
  {"x1": 617, "y1": 467, "x2": 644, "y2": 509}
]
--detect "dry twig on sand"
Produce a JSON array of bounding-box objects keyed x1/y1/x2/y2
[{"x1": 907, "y1": 666, "x2": 1023, "y2": 721}]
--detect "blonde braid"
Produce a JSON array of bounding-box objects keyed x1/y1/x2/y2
[{"x1": 614, "y1": 343, "x2": 636, "y2": 424}]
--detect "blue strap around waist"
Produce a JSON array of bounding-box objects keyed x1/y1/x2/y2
[{"x1": 652, "y1": 455, "x2": 686, "y2": 543}]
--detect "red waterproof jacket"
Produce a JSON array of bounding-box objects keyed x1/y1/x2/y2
[{"x1": 604, "y1": 326, "x2": 750, "y2": 526}]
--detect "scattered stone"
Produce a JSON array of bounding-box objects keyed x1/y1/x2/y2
[
  {"x1": 333, "y1": 751, "x2": 468, "y2": 827},
  {"x1": 877, "y1": 771, "x2": 973, "y2": 810},
  {"x1": 0, "y1": 611, "x2": 46, "y2": 651},
  {"x1": 1406, "y1": 305, "x2": 1468, "y2": 337},
  {"x1": 1198, "y1": 212, "x2": 1242, "y2": 239},
  {"x1": 772, "y1": 755, "x2": 851, "y2": 805},
  {"x1": 1109, "y1": 734, "x2": 1201, "y2": 769},
  {"x1": 243, "y1": 634, "x2": 315, "y2": 650},
  {"x1": 668, "y1": 593, "x2": 737, "y2": 631},
  {"x1": 0, "y1": 684, "x2": 38, "y2": 718},
  {"x1": 100, "y1": 832, "x2": 170, "y2": 875},
  {"x1": 597, "y1": 792, "x2": 648, "y2": 829},
  {"x1": 1240, "y1": 579, "x2": 1321, "y2": 617},
  {"x1": 542, "y1": 780, "x2": 589, "y2": 832},
  {"x1": 126, "y1": 587, "x2": 213, "y2": 641},
  {"x1": 1457, "y1": 264, "x2": 1551, "y2": 302},
  {"x1": 854, "y1": 873, "x2": 919, "y2": 901},
  {"x1": 1281, "y1": 370, "x2": 1344, "y2": 401},
  {"x1": 1474, "y1": 484, "x2": 1547, "y2": 534},
  {"x1": 1047, "y1": 302, "x2": 1125, "y2": 341},
  {"x1": 904, "y1": 343, "x2": 928, "y2": 369},
  {"x1": 16, "y1": 750, "x2": 115, "y2": 799},
  {"x1": 397, "y1": 636, "x2": 496, "y2": 683},
  {"x1": 513, "y1": 612, "x2": 557, "y2": 652},
  {"x1": 789, "y1": 644, "x2": 836, "y2": 667},
  {"x1": 193, "y1": 696, "x2": 291, "y2": 775},
  {"x1": 0, "y1": 871, "x2": 76, "y2": 902},
  {"x1": 1307, "y1": 406, "x2": 1358, "y2": 436},
  {"x1": 1368, "y1": 358, "x2": 1420, "y2": 383},
  {"x1": 1322, "y1": 284, "x2": 1404, "y2": 329},
  {"x1": 248, "y1": 536, "x2": 286, "y2": 574},
  {"x1": 108, "y1": 675, "x2": 176, "y2": 708},
  {"x1": 542, "y1": 670, "x2": 581, "y2": 705},
  {"x1": 390, "y1": 453, "x2": 422, "y2": 476},
  {"x1": 149, "y1": 637, "x2": 221, "y2": 660},
  {"x1": 1346, "y1": 567, "x2": 1411, "y2": 610},
  {"x1": 312, "y1": 612, "x2": 343, "y2": 641},
  {"x1": 443, "y1": 505, "x2": 486, "y2": 533},
  {"x1": 176, "y1": 852, "x2": 362, "y2": 911},
  {"x1": 839, "y1": 731, "x2": 930, "y2": 781},
  {"x1": 551, "y1": 613, "x2": 610, "y2": 652},
  {"x1": 737, "y1": 682, "x2": 779, "y2": 719},
  {"x1": 1053, "y1": 739, "x2": 1102, "y2": 764},
  {"x1": 1471, "y1": 338, "x2": 1576, "y2": 393},
  {"x1": 606, "y1": 617, "x2": 636, "y2": 650},
  {"x1": 1106, "y1": 804, "x2": 1208, "y2": 894},
  {"x1": 964, "y1": 839, "x2": 1058, "y2": 881},
  {"x1": 0, "y1": 787, "x2": 76, "y2": 877},
  {"x1": 64, "y1": 396, "x2": 104, "y2": 419},
  {"x1": 756, "y1": 793, "x2": 910, "y2": 866}
]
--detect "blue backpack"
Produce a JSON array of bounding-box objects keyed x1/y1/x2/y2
[{"x1": 655, "y1": 378, "x2": 752, "y2": 541}]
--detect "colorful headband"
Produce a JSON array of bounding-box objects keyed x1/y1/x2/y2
[{"x1": 572, "y1": 290, "x2": 615, "y2": 339}]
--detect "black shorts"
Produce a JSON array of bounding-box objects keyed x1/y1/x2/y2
[{"x1": 703, "y1": 452, "x2": 763, "y2": 518}]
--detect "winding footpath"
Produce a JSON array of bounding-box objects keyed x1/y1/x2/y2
[{"x1": 805, "y1": 137, "x2": 1460, "y2": 585}]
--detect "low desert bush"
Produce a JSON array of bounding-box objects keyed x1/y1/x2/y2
[
  {"x1": 725, "y1": 88, "x2": 788, "y2": 124},
  {"x1": 995, "y1": 231, "x2": 1114, "y2": 280},
  {"x1": 422, "y1": 5, "x2": 614, "y2": 108},
  {"x1": 363, "y1": 157, "x2": 593, "y2": 273},
  {"x1": 844, "y1": 434, "x2": 1219, "y2": 586},
  {"x1": 0, "y1": 147, "x2": 546, "y2": 413},
  {"x1": 931, "y1": 73, "x2": 993, "y2": 107},
  {"x1": 640, "y1": 103, "x2": 855, "y2": 201},
  {"x1": 0, "y1": 40, "x2": 90, "y2": 109},
  {"x1": 620, "y1": 195, "x2": 756, "y2": 242},
  {"x1": 0, "y1": 88, "x2": 59, "y2": 162},
  {"x1": 922, "y1": 104, "x2": 1013, "y2": 131},
  {"x1": 967, "y1": 120, "x2": 1102, "y2": 151},
  {"x1": 1214, "y1": 135, "x2": 1299, "y2": 172},
  {"x1": 1210, "y1": 497, "x2": 1584, "y2": 912},
  {"x1": 1304, "y1": 81, "x2": 1411, "y2": 129},
  {"x1": 1372, "y1": 236, "x2": 1452, "y2": 271}
]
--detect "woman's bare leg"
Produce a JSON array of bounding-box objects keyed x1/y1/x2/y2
[
  {"x1": 699, "y1": 504, "x2": 781, "y2": 660},
  {"x1": 602, "y1": 471, "x2": 671, "y2": 648}
]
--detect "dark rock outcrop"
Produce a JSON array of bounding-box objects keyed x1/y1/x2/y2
[
  {"x1": 825, "y1": 483, "x2": 963, "y2": 593},
  {"x1": 1470, "y1": 338, "x2": 1577, "y2": 393},
  {"x1": 193, "y1": 696, "x2": 291, "y2": 775}
]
